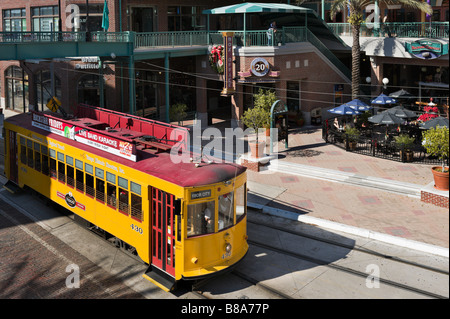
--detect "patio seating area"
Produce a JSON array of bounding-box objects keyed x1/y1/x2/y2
[{"x1": 322, "y1": 95, "x2": 449, "y2": 166}]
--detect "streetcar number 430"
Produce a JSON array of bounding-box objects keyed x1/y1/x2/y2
[{"x1": 131, "y1": 224, "x2": 143, "y2": 234}]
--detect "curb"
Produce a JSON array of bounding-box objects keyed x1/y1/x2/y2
[{"x1": 248, "y1": 201, "x2": 449, "y2": 258}]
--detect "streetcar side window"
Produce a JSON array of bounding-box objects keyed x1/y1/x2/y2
[
  {"x1": 57, "y1": 152, "x2": 65, "y2": 183},
  {"x1": 95, "y1": 167, "x2": 105, "y2": 202},
  {"x1": 27, "y1": 139, "x2": 34, "y2": 168},
  {"x1": 218, "y1": 191, "x2": 234, "y2": 230},
  {"x1": 187, "y1": 201, "x2": 216, "y2": 237},
  {"x1": 66, "y1": 155, "x2": 74, "y2": 188},
  {"x1": 49, "y1": 149, "x2": 57, "y2": 179},
  {"x1": 75, "y1": 160, "x2": 84, "y2": 192},
  {"x1": 236, "y1": 183, "x2": 247, "y2": 223},
  {"x1": 85, "y1": 163, "x2": 94, "y2": 197},
  {"x1": 106, "y1": 172, "x2": 116, "y2": 208},
  {"x1": 130, "y1": 182, "x2": 142, "y2": 222},
  {"x1": 20, "y1": 137, "x2": 27, "y2": 165},
  {"x1": 118, "y1": 177, "x2": 129, "y2": 215},
  {"x1": 41, "y1": 145, "x2": 49, "y2": 176},
  {"x1": 34, "y1": 142, "x2": 41, "y2": 172}
]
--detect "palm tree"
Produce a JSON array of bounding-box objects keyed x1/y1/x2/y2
[{"x1": 329, "y1": 0, "x2": 432, "y2": 99}]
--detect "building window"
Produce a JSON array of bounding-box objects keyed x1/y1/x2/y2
[
  {"x1": 5, "y1": 66, "x2": 29, "y2": 113},
  {"x1": 167, "y1": 6, "x2": 207, "y2": 31},
  {"x1": 3, "y1": 8, "x2": 27, "y2": 32},
  {"x1": 36, "y1": 70, "x2": 61, "y2": 112},
  {"x1": 32, "y1": 6, "x2": 59, "y2": 32},
  {"x1": 72, "y1": 3, "x2": 104, "y2": 32},
  {"x1": 77, "y1": 74, "x2": 104, "y2": 107}
]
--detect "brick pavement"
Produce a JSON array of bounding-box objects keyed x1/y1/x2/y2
[
  {"x1": 0, "y1": 198, "x2": 144, "y2": 299},
  {"x1": 247, "y1": 126, "x2": 449, "y2": 249}
]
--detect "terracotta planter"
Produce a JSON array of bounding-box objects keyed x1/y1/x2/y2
[
  {"x1": 431, "y1": 166, "x2": 449, "y2": 191},
  {"x1": 249, "y1": 141, "x2": 265, "y2": 158},
  {"x1": 265, "y1": 127, "x2": 271, "y2": 137}
]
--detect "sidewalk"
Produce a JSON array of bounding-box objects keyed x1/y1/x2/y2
[{"x1": 245, "y1": 125, "x2": 449, "y2": 256}]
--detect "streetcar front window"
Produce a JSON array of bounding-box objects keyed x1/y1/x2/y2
[
  {"x1": 187, "y1": 201, "x2": 215, "y2": 237},
  {"x1": 218, "y1": 192, "x2": 234, "y2": 230}
]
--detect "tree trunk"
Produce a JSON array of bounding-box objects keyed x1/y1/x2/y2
[{"x1": 351, "y1": 23, "x2": 361, "y2": 99}]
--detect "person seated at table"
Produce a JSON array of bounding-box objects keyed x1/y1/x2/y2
[{"x1": 333, "y1": 117, "x2": 340, "y2": 130}]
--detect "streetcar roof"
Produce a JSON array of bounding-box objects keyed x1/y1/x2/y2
[{"x1": 6, "y1": 109, "x2": 246, "y2": 188}]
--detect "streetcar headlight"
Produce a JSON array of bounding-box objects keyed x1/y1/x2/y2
[{"x1": 225, "y1": 243, "x2": 232, "y2": 253}]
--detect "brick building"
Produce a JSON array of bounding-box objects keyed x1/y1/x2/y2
[{"x1": 6, "y1": 1, "x2": 447, "y2": 128}]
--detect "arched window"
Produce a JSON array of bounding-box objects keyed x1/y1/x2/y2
[
  {"x1": 36, "y1": 70, "x2": 61, "y2": 112},
  {"x1": 77, "y1": 74, "x2": 104, "y2": 107},
  {"x1": 5, "y1": 66, "x2": 29, "y2": 112}
]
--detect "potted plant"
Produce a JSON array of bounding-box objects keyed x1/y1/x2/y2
[
  {"x1": 394, "y1": 134, "x2": 415, "y2": 162},
  {"x1": 241, "y1": 106, "x2": 270, "y2": 158},
  {"x1": 169, "y1": 103, "x2": 187, "y2": 125},
  {"x1": 422, "y1": 126, "x2": 449, "y2": 190},
  {"x1": 344, "y1": 126, "x2": 360, "y2": 150},
  {"x1": 252, "y1": 88, "x2": 277, "y2": 136}
]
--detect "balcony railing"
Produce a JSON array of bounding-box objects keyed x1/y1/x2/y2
[
  {"x1": 328, "y1": 22, "x2": 449, "y2": 39},
  {"x1": 0, "y1": 31, "x2": 133, "y2": 43},
  {"x1": 134, "y1": 27, "x2": 309, "y2": 48},
  {"x1": 0, "y1": 27, "x2": 318, "y2": 49}
]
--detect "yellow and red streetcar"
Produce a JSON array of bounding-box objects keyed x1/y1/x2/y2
[{"x1": 3, "y1": 104, "x2": 248, "y2": 291}]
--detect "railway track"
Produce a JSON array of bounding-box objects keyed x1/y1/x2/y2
[
  {"x1": 247, "y1": 217, "x2": 449, "y2": 299},
  {"x1": 248, "y1": 218, "x2": 449, "y2": 276}
]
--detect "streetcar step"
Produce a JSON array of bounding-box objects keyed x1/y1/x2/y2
[
  {"x1": 3, "y1": 181, "x2": 21, "y2": 194},
  {"x1": 143, "y1": 265, "x2": 176, "y2": 292}
]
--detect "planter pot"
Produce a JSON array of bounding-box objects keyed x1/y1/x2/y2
[
  {"x1": 431, "y1": 166, "x2": 449, "y2": 191},
  {"x1": 348, "y1": 141, "x2": 357, "y2": 151},
  {"x1": 249, "y1": 141, "x2": 265, "y2": 158},
  {"x1": 400, "y1": 150, "x2": 414, "y2": 162}
]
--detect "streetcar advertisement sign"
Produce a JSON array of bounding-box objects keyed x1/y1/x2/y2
[{"x1": 31, "y1": 112, "x2": 137, "y2": 161}]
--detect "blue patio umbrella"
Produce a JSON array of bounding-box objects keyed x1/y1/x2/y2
[
  {"x1": 344, "y1": 99, "x2": 371, "y2": 111},
  {"x1": 328, "y1": 104, "x2": 361, "y2": 115},
  {"x1": 371, "y1": 93, "x2": 397, "y2": 105}
]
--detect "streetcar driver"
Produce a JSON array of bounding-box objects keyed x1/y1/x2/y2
[{"x1": 202, "y1": 206, "x2": 213, "y2": 234}]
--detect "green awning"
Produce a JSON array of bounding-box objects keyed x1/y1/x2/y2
[{"x1": 203, "y1": 2, "x2": 312, "y2": 14}]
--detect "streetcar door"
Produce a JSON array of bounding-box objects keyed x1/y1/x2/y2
[
  {"x1": 151, "y1": 188, "x2": 176, "y2": 277},
  {"x1": 8, "y1": 130, "x2": 18, "y2": 183}
]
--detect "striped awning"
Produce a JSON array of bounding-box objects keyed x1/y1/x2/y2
[{"x1": 203, "y1": 2, "x2": 311, "y2": 14}]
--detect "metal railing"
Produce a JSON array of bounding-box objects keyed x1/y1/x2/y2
[
  {"x1": 328, "y1": 22, "x2": 449, "y2": 39},
  {"x1": 322, "y1": 121, "x2": 448, "y2": 166},
  {"x1": 0, "y1": 31, "x2": 133, "y2": 43},
  {"x1": 134, "y1": 27, "x2": 309, "y2": 48}
]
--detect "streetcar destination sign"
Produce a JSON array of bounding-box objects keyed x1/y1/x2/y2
[{"x1": 191, "y1": 189, "x2": 212, "y2": 200}]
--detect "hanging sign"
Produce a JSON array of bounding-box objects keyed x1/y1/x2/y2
[
  {"x1": 405, "y1": 40, "x2": 449, "y2": 59},
  {"x1": 221, "y1": 32, "x2": 235, "y2": 96},
  {"x1": 250, "y1": 57, "x2": 270, "y2": 77}
]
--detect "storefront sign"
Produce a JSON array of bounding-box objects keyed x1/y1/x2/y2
[
  {"x1": 250, "y1": 58, "x2": 270, "y2": 77},
  {"x1": 31, "y1": 111, "x2": 137, "y2": 161},
  {"x1": 74, "y1": 56, "x2": 106, "y2": 69},
  {"x1": 405, "y1": 40, "x2": 448, "y2": 59},
  {"x1": 221, "y1": 32, "x2": 235, "y2": 96}
]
